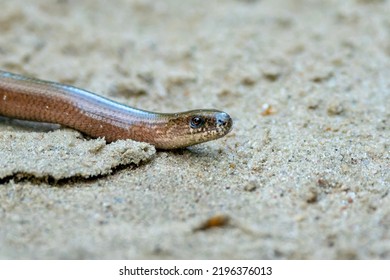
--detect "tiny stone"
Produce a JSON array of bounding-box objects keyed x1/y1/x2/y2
[
  {"x1": 327, "y1": 101, "x2": 345, "y2": 116},
  {"x1": 241, "y1": 76, "x2": 256, "y2": 86},
  {"x1": 244, "y1": 180, "x2": 259, "y2": 192},
  {"x1": 305, "y1": 188, "x2": 318, "y2": 203}
]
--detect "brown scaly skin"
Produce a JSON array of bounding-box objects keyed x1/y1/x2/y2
[{"x1": 0, "y1": 70, "x2": 232, "y2": 149}]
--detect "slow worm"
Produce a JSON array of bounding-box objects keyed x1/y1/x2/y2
[{"x1": 0, "y1": 70, "x2": 232, "y2": 149}]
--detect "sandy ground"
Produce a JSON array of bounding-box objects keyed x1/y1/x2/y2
[{"x1": 0, "y1": 0, "x2": 389, "y2": 259}]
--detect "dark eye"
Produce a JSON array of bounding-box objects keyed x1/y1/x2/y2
[{"x1": 190, "y1": 116, "x2": 204, "y2": 129}]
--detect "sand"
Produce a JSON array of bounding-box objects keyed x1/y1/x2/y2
[{"x1": 0, "y1": 0, "x2": 389, "y2": 259}]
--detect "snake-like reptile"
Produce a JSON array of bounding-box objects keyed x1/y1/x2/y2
[{"x1": 0, "y1": 70, "x2": 232, "y2": 149}]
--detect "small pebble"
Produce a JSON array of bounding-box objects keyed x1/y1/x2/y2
[
  {"x1": 327, "y1": 101, "x2": 345, "y2": 116},
  {"x1": 194, "y1": 214, "x2": 231, "y2": 231},
  {"x1": 244, "y1": 180, "x2": 259, "y2": 192}
]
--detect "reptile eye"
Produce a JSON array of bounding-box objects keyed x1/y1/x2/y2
[{"x1": 190, "y1": 116, "x2": 204, "y2": 129}]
